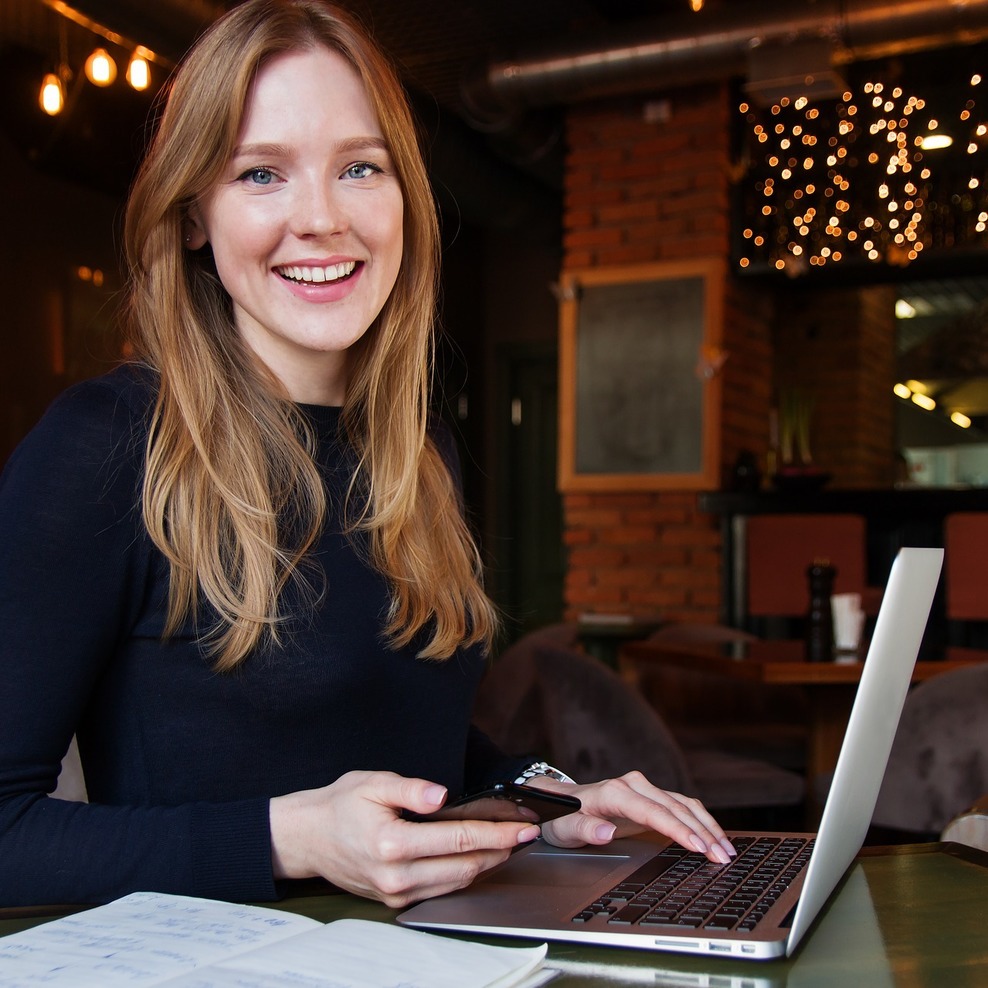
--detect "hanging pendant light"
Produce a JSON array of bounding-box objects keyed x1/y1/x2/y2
[
  {"x1": 126, "y1": 48, "x2": 151, "y2": 91},
  {"x1": 85, "y1": 47, "x2": 117, "y2": 86},
  {"x1": 39, "y1": 71, "x2": 65, "y2": 115}
]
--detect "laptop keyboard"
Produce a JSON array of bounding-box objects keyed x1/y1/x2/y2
[{"x1": 571, "y1": 836, "x2": 814, "y2": 932}]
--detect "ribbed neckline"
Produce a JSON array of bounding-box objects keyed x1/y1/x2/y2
[{"x1": 297, "y1": 403, "x2": 342, "y2": 433}]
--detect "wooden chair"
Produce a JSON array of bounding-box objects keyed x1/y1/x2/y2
[
  {"x1": 744, "y1": 513, "x2": 868, "y2": 637},
  {"x1": 628, "y1": 623, "x2": 808, "y2": 771},
  {"x1": 944, "y1": 512, "x2": 988, "y2": 646},
  {"x1": 475, "y1": 632, "x2": 805, "y2": 822}
]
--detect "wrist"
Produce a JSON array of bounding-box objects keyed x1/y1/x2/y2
[{"x1": 269, "y1": 792, "x2": 318, "y2": 881}]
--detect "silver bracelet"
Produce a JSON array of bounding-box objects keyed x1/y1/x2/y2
[{"x1": 514, "y1": 761, "x2": 577, "y2": 785}]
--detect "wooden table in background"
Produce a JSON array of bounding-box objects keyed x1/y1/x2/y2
[{"x1": 619, "y1": 638, "x2": 988, "y2": 817}]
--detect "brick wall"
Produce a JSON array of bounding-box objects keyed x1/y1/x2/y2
[
  {"x1": 559, "y1": 82, "x2": 896, "y2": 622},
  {"x1": 561, "y1": 83, "x2": 759, "y2": 622}
]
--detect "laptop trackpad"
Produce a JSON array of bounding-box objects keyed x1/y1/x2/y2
[{"x1": 482, "y1": 851, "x2": 631, "y2": 888}]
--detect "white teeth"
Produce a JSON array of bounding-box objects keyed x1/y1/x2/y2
[{"x1": 278, "y1": 261, "x2": 356, "y2": 283}]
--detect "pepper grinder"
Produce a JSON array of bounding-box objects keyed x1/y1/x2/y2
[{"x1": 806, "y1": 559, "x2": 836, "y2": 662}]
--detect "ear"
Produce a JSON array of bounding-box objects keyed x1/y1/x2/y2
[{"x1": 183, "y1": 205, "x2": 208, "y2": 250}]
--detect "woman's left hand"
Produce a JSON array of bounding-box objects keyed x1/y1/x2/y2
[{"x1": 531, "y1": 772, "x2": 737, "y2": 865}]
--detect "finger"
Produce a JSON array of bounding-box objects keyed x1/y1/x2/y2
[
  {"x1": 360, "y1": 771, "x2": 450, "y2": 817},
  {"x1": 540, "y1": 812, "x2": 616, "y2": 849},
  {"x1": 397, "y1": 817, "x2": 541, "y2": 860},
  {"x1": 339, "y1": 845, "x2": 517, "y2": 909},
  {"x1": 545, "y1": 799, "x2": 730, "y2": 863},
  {"x1": 547, "y1": 774, "x2": 735, "y2": 863},
  {"x1": 621, "y1": 773, "x2": 736, "y2": 857}
]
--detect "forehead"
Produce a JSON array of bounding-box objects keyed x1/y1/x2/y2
[{"x1": 238, "y1": 45, "x2": 382, "y2": 142}]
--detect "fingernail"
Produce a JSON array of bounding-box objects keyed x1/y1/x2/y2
[
  {"x1": 594, "y1": 823, "x2": 617, "y2": 841},
  {"x1": 689, "y1": 834, "x2": 709, "y2": 854},
  {"x1": 712, "y1": 843, "x2": 731, "y2": 865},
  {"x1": 424, "y1": 784, "x2": 447, "y2": 806},
  {"x1": 721, "y1": 838, "x2": 738, "y2": 857},
  {"x1": 517, "y1": 825, "x2": 541, "y2": 844}
]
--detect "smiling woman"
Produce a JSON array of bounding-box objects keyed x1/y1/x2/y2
[
  {"x1": 185, "y1": 47, "x2": 405, "y2": 406},
  {"x1": 0, "y1": 0, "x2": 732, "y2": 913}
]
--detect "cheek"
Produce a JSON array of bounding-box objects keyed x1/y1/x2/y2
[
  {"x1": 208, "y1": 206, "x2": 281, "y2": 282},
  {"x1": 372, "y1": 195, "x2": 404, "y2": 275}
]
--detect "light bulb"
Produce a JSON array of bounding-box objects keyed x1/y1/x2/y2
[
  {"x1": 85, "y1": 47, "x2": 117, "y2": 87},
  {"x1": 39, "y1": 72, "x2": 64, "y2": 115},
  {"x1": 126, "y1": 49, "x2": 150, "y2": 91}
]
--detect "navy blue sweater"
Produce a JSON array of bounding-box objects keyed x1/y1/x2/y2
[{"x1": 0, "y1": 364, "x2": 523, "y2": 906}]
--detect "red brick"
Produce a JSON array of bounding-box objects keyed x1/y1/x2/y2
[
  {"x1": 596, "y1": 526, "x2": 658, "y2": 545},
  {"x1": 564, "y1": 508, "x2": 624, "y2": 528},
  {"x1": 567, "y1": 546, "x2": 626, "y2": 568},
  {"x1": 563, "y1": 226, "x2": 626, "y2": 249}
]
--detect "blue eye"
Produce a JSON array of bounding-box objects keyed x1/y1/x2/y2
[
  {"x1": 241, "y1": 167, "x2": 275, "y2": 185},
  {"x1": 344, "y1": 162, "x2": 382, "y2": 180}
]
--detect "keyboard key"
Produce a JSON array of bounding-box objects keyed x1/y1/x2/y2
[{"x1": 572, "y1": 837, "x2": 816, "y2": 932}]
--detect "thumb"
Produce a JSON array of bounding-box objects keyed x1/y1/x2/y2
[{"x1": 388, "y1": 777, "x2": 448, "y2": 818}]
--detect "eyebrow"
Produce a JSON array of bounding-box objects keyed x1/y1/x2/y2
[{"x1": 231, "y1": 136, "x2": 391, "y2": 160}]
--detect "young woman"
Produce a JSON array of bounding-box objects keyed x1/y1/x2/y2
[{"x1": 0, "y1": 0, "x2": 733, "y2": 908}]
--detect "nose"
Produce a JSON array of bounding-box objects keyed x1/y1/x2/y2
[{"x1": 291, "y1": 173, "x2": 348, "y2": 238}]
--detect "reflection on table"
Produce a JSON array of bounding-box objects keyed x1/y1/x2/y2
[
  {"x1": 1, "y1": 845, "x2": 984, "y2": 987},
  {"x1": 619, "y1": 638, "x2": 988, "y2": 820}
]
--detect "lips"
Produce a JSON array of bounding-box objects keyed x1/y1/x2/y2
[{"x1": 275, "y1": 260, "x2": 358, "y2": 284}]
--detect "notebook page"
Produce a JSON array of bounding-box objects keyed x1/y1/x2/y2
[
  {"x1": 0, "y1": 894, "x2": 547, "y2": 988},
  {"x1": 0, "y1": 892, "x2": 318, "y2": 986},
  {"x1": 163, "y1": 918, "x2": 546, "y2": 988}
]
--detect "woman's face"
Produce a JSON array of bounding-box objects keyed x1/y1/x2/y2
[{"x1": 189, "y1": 45, "x2": 404, "y2": 404}]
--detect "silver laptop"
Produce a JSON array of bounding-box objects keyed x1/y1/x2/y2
[{"x1": 398, "y1": 546, "x2": 944, "y2": 961}]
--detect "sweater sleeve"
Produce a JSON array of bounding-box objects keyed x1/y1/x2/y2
[{"x1": 0, "y1": 376, "x2": 275, "y2": 907}]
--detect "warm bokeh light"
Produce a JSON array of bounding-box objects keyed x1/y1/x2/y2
[
  {"x1": 84, "y1": 48, "x2": 117, "y2": 86},
  {"x1": 39, "y1": 72, "x2": 64, "y2": 115},
  {"x1": 126, "y1": 49, "x2": 150, "y2": 91}
]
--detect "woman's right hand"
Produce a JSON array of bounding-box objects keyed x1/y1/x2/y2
[{"x1": 269, "y1": 770, "x2": 540, "y2": 908}]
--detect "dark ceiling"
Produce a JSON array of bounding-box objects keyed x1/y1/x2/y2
[
  {"x1": 9, "y1": 0, "x2": 988, "y2": 217},
  {"x1": 0, "y1": 0, "x2": 699, "y2": 212},
  {"x1": 6, "y1": 1, "x2": 988, "y2": 417}
]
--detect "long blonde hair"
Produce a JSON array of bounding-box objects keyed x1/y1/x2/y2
[{"x1": 123, "y1": 0, "x2": 497, "y2": 669}]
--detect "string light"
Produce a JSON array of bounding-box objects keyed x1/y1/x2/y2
[
  {"x1": 738, "y1": 63, "x2": 988, "y2": 273},
  {"x1": 84, "y1": 47, "x2": 117, "y2": 86},
  {"x1": 39, "y1": 71, "x2": 64, "y2": 115},
  {"x1": 126, "y1": 48, "x2": 151, "y2": 91},
  {"x1": 36, "y1": 3, "x2": 172, "y2": 118},
  {"x1": 751, "y1": 83, "x2": 927, "y2": 270},
  {"x1": 38, "y1": 14, "x2": 69, "y2": 117}
]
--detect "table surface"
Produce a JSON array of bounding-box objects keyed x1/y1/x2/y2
[
  {"x1": 1, "y1": 844, "x2": 985, "y2": 986},
  {"x1": 619, "y1": 640, "x2": 988, "y2": 825},
  {"x1": 620, "y1": 638, "x2": 988, "y2": 684}
]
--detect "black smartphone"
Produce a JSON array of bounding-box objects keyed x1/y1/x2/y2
[{"x1": 404, "y1": 781, "x2": 581, "y2": 823}]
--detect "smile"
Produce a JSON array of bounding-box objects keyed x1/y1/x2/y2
[{"x1": 275, "y1": 261, "x2": 358, "y2": 284}]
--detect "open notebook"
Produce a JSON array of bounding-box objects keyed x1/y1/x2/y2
[{"x1": 399, "y1": 546, "x2": 944, "y2": 961}]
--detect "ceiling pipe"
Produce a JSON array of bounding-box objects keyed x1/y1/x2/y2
[{"x1": 462, "y1": 0, "x2": 988, "y2": 125}]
